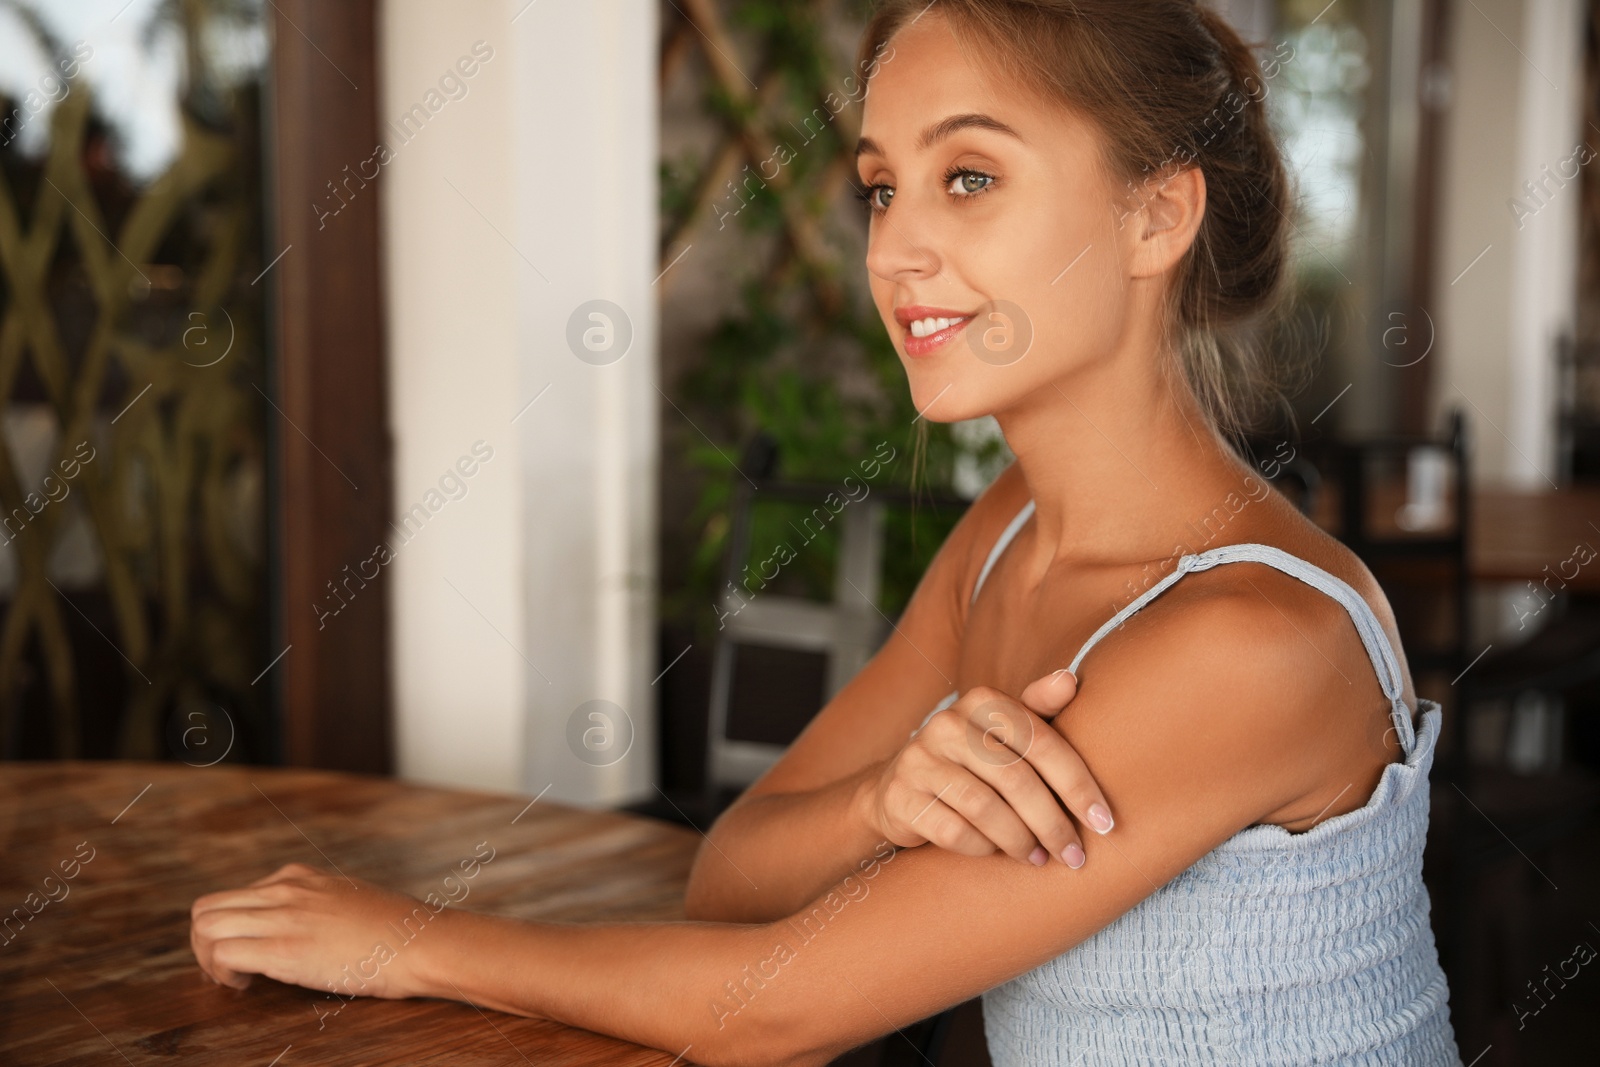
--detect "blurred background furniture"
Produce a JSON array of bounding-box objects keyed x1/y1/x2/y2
[
  {"x1": 699, "y1": 435, "x2": 969, "y2": 821},
  {"x1": 1304, "y1": 407, "x2": 1473, "y2": 766},
  {"x1": 1555, "y1": 334, "x2": 1600, "y2": 483},
  {"x1": 1272, "y1": 376, "x2": 1600, "y2": 1053},
  {"x1": 637, "y1": 432, "x2": 972, "y2": 1065}
]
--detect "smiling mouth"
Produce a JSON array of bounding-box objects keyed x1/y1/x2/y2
[
  {"x1": 906, "y1": 314, "x2": 971, "y2": 339},
  {"x1": 901, "y1": 314, "x2": 973, "y2": 356}
]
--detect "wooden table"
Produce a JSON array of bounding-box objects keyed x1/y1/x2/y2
[
  {"x1": 0, "y1": 762, "x2": 704, "y2": 1066},
  {"x1": 1472, "y1": 486, "x2": 1600, "y2": 591},
  {"x1": 1312, "y1": 481, "x2": 1600, "y2": 592}
]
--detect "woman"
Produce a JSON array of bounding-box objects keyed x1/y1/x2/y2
[{"x1": 190, "y1": 2, "x2": 1463, "y2": 1063}]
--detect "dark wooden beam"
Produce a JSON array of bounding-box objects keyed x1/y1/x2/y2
[
  {"x1": 267, "y1": 0, "x2": 392, "y2": 772},
  {"x1": 1402, "y1": 0, "x2": 1452, "y2": 435}
]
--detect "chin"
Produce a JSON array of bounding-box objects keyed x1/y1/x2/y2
[{"x1": 905, "y1": 379, "x2": 998, "y2": 424}]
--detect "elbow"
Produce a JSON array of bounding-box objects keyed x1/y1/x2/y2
[
  {"x1": 683, "y1": 886, "x2": 778, "y2": 925},
  {"x1": 682, "y1": 895, "x2": 726, "y2": 923},
  {"x1": 689, "y1": 1020, "x2": 836, "y2": 1067},
  {"x1": 693, "y1": 1045, "x2": 829, "y2": 1067},
  {"x1": 682, "y1": 861, "x2": 738, "y2": 923},
  {"x1": 683, "y1": 960, "x2": 841, "y2": 1067},
  {"x1": 685, "y1": 894, "x2": 777, "y2": 925},
  {"x1": 682, "y1": 811, "x2": 762, "y2": 923}
]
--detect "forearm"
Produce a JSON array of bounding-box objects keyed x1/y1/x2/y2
[
  {"x1": 683, "y1": 762, "x2": 890, "y2": 923},
  {"x1": 418, "y1": 907, "x2": 822, "y2": 1067}
]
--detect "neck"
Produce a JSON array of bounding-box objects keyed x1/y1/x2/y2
[{"x1": 994, "y1": 349, "x2": 1268, "y2": 576}]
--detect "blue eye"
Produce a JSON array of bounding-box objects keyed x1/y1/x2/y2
[
  {"x1": 855, "y1": 169, "x2": 994, "y2": 214},
  {"x1": 946, "y1": 169, "x2": 994, "y2": 196},
  {"x1": 855, "y1": 184, "x2": 894, "y2": 212}
]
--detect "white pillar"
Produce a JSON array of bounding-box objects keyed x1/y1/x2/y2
[
  {"x1": 515, "y1": 0, "x2": 659, "y2": 806},
  {"x1": 1437, "y1": 0, "x2": 1583, "y2": 485},
  {"x1": 381, "y1": 0, "x2": 658, "y2": 805},
  {"x1": 1505, "y1": 0, "x2": 1583, "y2": 487}
]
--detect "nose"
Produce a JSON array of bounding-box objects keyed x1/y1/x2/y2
[{"x1": 864, "y1": 196, "x2": 944, "y2": 285}]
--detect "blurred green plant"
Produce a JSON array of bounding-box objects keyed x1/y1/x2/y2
[{"x1": 658, "y1": 0, "x2": 1010, "y2": 643}]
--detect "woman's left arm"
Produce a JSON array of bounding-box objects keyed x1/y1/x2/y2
[{"x1": 190, "y1": 584, "x2": 1349, "y2": 1067}]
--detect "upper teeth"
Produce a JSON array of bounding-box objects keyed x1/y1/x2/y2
[{"x1": 909, "y1": 316, "x2": 965, "y2": 338}]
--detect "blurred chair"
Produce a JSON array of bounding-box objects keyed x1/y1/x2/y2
[
  {"x1": 699, "y1": 434, "x2": 970, "y2": 1066},
  {"x1": 704, "y1": 436, "x2": 968, "y2": 816},
  {"x1": 703, "y1": 475, "x2": 892, "y2": 808},
  {"x1": 1442, "y1": 596, "x2": 1600, "y2": 1003},
  {"x1": 1304, "y1": 408, "x2": 1473, "y2": 716},
  {"x1": 1555, "y1": 332, "x2": 1600, "y2": 483},
  {"x1": 1459, "y1": 333, "x2": 1600, "y2": 784},
  {"x1": 1297, "y1": 411, "x2": 1483, "y2": 983},
  {"x1": 1430, "y1": 337, "x2": 1600, "y2": 994}
]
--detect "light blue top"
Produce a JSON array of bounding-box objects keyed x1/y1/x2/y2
[{"x1": 918, "y1": 498, "x2": 1462, "y2": 1065}]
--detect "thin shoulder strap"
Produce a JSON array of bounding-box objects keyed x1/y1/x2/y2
[
  {"x1": 1065, "y1": 542, "x2": 1418, "y2": 756},
  {"x1": 970, "y1": 498, "x2": 1036, "y2": 607}
]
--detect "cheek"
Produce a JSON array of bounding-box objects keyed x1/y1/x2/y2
[
  {"x1": 960, "y1": 174, "x2": 1111, "y2": 303},
  {"x1": 1031, "y1": 242, "x2": 1131, "y2": 365},
  {"x1": 975, "y1": 199, "x2": 1120, "y2": 342},
  {"x1": 867, "y1": 171, "x2": 1132, "y2": 420}
]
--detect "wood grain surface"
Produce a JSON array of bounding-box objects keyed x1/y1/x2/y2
[
  {"x1": 1472, "y1": 486, "x2": 1600, "y2": 591},
  {"x1": 1312, "y1": 481, "x2": 1600, "y2": 591},
  {"x1": 0, "y1": 762, "x2": 705, "y2": 1066}
]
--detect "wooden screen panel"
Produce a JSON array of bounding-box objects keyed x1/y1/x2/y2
[{"x1": 0, "y1": 8, "x2": 273, "y2": 763}]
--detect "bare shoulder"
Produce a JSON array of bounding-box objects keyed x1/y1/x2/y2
[
  {"x1": 1059, "y1": 536, "x2": 1410, "y2": 831},
  {"x1": 1250, "y1": 517, "x2": 1419, "y2": 713}
]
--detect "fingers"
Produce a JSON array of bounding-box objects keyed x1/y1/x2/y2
[
  {"x1": 193, "y1": 903, "x2": 286, "y2": 942},
  {"x1": 1018, "y1": 669, "x2": 1077, "y2": 719},
  {"x1": 892, "y1": 680, "x2": 1107, "y2": 870},
  {"x1": 192, "y1": 883, "x2": 299, "y2": 915},
  {"x1": 932, "y1": 684, "x2": 1113, "y2": 866},
  {"x1": 962, "y1": 682, "x2": 1113, "y2": 836},
  {"x1": 912, "y1": 704, "x2": 1078, "y2": 867},
  {"x1": 1012, "y1": 721, "x2": 1115, "y2": 837},
  {"x1": 967, "y1": 752, "x2": 1090, "y2": 868},
  {"x1": 190, "y1": 907, "x2": 255, "y2": 990},
  {"x1": 210, "y1": 938, "x2": 270, "y2": 990},
  {"x1": 940, "y1": 708, "x2": 1086, "y2": 867},
  {"x1": 916, "y1": 765, "x2": 1045, "y2": 864},
  {"x1": 192, "y1": 865, "x2": 319, "y2": 991},
  {"x1": 193, "y1": 864, "x2": 330, "y2": 918},
  {"x1": 897, "y1": 790, "x2": 1002, "y2": 858},
  {"x1": 249, "y1": 862, "x2": 324, "y2": 888}
]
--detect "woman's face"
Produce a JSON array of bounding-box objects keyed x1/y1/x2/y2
[{"x1": 856, "y1": 15, "x2": 1161, "y2": 424}]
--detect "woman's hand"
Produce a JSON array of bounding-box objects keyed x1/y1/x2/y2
[
  {"x1": 857, "y1": 670, "x2": 1114, "y2": 869},
  {"x1": 190, "y1": 862, "x2": 439, "y2": 999}
]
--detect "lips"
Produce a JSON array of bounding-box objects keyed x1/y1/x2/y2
[{"x1": 893, "y1": 305, "x2": 975, "y2": 357}]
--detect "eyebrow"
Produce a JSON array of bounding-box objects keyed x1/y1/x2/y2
[{"x1": 854, "y1": 112, "x2": 1024, "y2": 161}]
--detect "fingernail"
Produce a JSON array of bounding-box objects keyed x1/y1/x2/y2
[
  {"x1": 1062, "y1": 843, "x2": 1085, "y2": 869},
  {"x1": 1028, "y1": 845, "x2": 1048, "y2": 866},
  {"x1": 1088, "y1": 803, "x2": 1114, "y2": 834}
]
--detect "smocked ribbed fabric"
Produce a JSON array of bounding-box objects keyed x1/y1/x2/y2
[{"x1": 924, "y1": 499, "x2": 1462, "y2": 1065}]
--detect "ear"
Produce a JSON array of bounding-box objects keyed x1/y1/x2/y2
[{"x1": 1122, "y1": 165, "x2": 1206, "y2": 281}]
